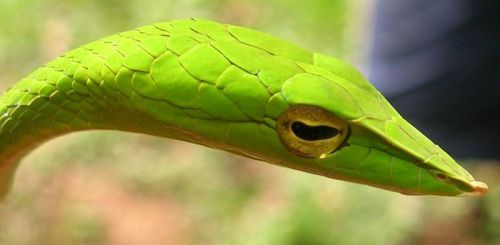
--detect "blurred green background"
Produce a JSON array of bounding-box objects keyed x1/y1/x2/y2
[{"x1": 0, "y1": 0, "x2": 498, "y2": 244}]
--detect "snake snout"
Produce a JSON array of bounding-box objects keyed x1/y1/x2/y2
[{"x1": 459, "y1": 181, "x2": 489, "y2": 196}]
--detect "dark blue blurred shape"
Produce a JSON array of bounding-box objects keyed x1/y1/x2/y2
[{"x1": 370, "y1": 0, "x2": 500, "y2": 159}]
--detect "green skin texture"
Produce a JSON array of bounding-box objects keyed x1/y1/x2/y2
[{"x1": 0, "y1": 18, "x2": 487, "y2": 199}]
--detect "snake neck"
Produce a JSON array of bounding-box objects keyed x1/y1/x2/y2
[
  {"x1": 0, "y1": 56, "x2": 180, "y2": 199},
  {"x1": 0, "y1": 66, "x2": 102, "y2": 169},
  {"x1": 0, "y1": 20, "x2": 280, "y2": 199},
  {"x1": 0, "y1": 65, "x2": 88, "y2": 197},
  {"x1": 0, "y1": 51, "x2": 208, "y2": 161},
  {"x1": 0, "y1": 71, "x2": 176, "y2": 164}
]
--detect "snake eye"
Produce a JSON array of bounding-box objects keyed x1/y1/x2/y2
[
  {"x1": 429, "y1": 170, "x2": 450, "y2": 182},
  {"x1": 291, "y1": 121, "x2": 340, "y2": 141},
  {"x1": 277, "y1": 105, "x2": 349, "y2": 158},
  {"x1": 436, "y1": 173, "x2": 448, "y2": 181}
]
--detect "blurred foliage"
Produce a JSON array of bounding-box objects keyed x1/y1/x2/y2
[{"x1": 0, "y1": 0, "x2": 498, "y2": 245}]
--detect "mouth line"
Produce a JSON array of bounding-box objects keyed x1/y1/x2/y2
[{"x1": 334, "y1": 142, "x2": 488, "y2": 196}]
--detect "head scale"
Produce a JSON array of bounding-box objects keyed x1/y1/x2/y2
[{"x1": 270, "y1": 53, "x2": 488, "y2": 196}]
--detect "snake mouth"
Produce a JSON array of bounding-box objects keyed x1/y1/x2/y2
[{"x1": 458, "y1": 180, "x2": 489, "y2": 196}]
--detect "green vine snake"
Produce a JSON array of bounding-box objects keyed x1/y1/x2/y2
[{"x1": 0, "y1": 18, "x2": 488, "y2": 200}]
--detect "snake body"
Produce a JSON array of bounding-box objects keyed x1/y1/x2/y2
[{"x1": 0, "y1": 19, "x2": 488, "y2": 199}]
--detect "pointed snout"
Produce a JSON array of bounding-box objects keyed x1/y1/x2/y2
[{"x1": 460, "y1": 180, "x2": 489, "y2": 196}]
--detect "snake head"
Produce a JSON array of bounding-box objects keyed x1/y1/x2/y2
[{"x1": 271, "y1": 53, "x2": 488, "y2": 196}]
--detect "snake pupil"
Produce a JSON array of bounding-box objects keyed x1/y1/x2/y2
[{"x1": 291, "y1": 121, "x2": 340, "y2": 141}]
